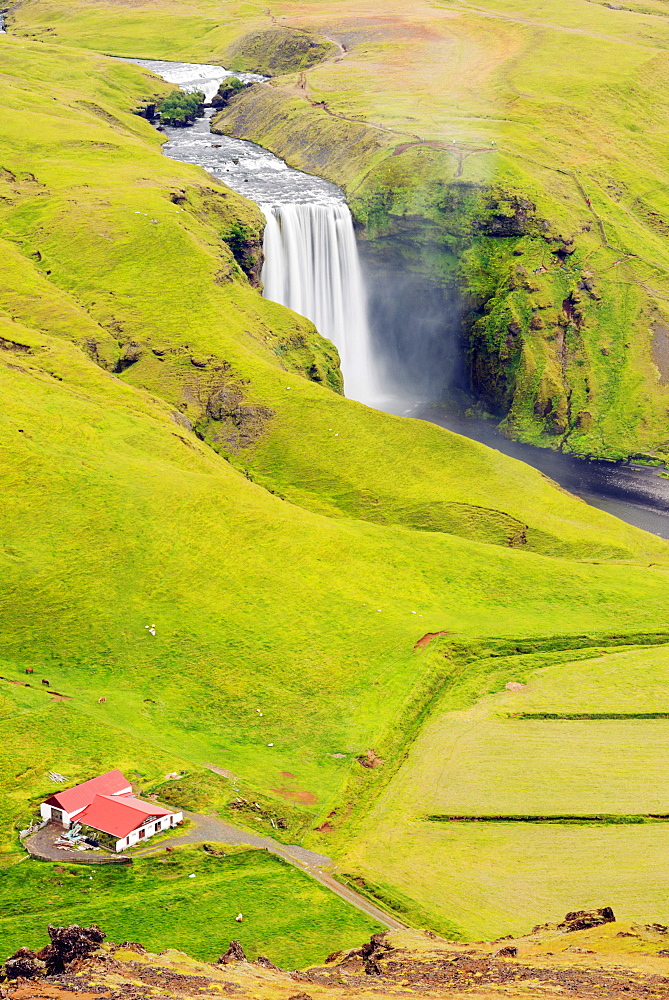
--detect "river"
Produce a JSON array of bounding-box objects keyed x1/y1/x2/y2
[{"x1": 127, "y1": 58, "x2": 669, "y2": 540}]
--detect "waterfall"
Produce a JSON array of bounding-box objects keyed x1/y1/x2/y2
[{"x1": 261, "y1": 202, "x2": 378, "y2": 405}]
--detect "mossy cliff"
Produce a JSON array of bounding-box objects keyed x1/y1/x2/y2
[{"x1": 213, "y1": 81, "x2": 669, "y2": 460}]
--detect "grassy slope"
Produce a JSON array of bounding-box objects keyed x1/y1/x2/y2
[
  {"x1": 0, "y1": 847, "x2": 380, "y2": 966},
  {"x1": 1, "y1": 25, "x2": 669, "y2": 950}
]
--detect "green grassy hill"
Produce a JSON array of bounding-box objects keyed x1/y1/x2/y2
[
  {"x1": 0, "y1": 846, "x2": 381, "y2": 966},
  {"x1": 1, "y1": 19, "x2": 669, "y2": 955}
]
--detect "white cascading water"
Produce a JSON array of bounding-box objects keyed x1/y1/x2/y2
[
  {"x1": 127, "y1": 57, "x2": 379, "y2": 405},
  {"x1": 261, "y1": 202, "x2": 378, "y2": 405}
]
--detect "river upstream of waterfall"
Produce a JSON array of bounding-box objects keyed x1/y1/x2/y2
[{"x1": 131, "y1": 58, "x2": 669, "y2": 540}]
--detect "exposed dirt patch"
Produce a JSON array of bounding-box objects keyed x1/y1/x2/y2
[
  {"x1": 414, "y1": 631, "x2": 450, "y2": 649},
  {"x1": 356, "y1": 749, "x2": 384, "y2": 769},
  {"x1": 0, "y1": 335, "x2": 32, "y2": 353},
  {"x1": 205, "y1": 763, "x2": 238, "y2": 781},
  {"x1": 280, "y1": 771, "x2": 296, "y2": 779},
  {"x1": 272, "y1": 786, "x2": 318, "y2": 805}
]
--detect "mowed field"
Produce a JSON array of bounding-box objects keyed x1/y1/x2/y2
[{"x1": 343, "y1": 644, "x2": 669, "y2": 938}]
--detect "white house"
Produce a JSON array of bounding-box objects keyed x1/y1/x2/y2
[{"x1": 40, "y1": 769, "x2": 183, "y2": 852}]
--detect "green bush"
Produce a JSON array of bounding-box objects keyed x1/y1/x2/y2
[{"x1": 159, "y1": 90, "x2": 205, "y2": 126}]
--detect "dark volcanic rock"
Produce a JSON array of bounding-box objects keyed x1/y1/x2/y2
[
  {"x1": 255, "y1": 955, "x2": 281, "y2": 970},
  {"x1": 558, "y1": 908, "x2": 615, "y2": 932},
  {"x1": 114, "y1": 342, "x2": 142, "y2": 372},
  {"x1": 217, "y1": 940, "x2": 247, "y2": 964},
  {"x1": 4, "y1": 947, "x2": 47, "y2": 980},
  {"x1": 494, "y1": 945, "x2": 519, "y2": 957},
  {"x1": 38, "y1": 924, "x2": 106, "y2": 974},
  {"x1": 478, "y1": 194, "x2": 538, "y2": 237}
]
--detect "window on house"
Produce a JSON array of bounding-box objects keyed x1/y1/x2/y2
[{"x1": 139, "y1": 828, "x2": 145, "y2": 839}]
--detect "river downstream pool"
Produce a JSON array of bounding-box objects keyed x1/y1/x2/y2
[{"x1": 129, "y1": 58, "x2": 669, "y2": 540}]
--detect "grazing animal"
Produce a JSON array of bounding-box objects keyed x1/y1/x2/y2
[
  {"x1": 25, "y1": 668, "x2": 34, "y2": 674},
  {"x1": 98, "y1": 697, "x2": 106, "y2": 704},
  {"x1": 41, "y1": 679, "x2": 49, "y2": 686}
]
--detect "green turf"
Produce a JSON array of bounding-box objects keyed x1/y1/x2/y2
[{"x1": 0, "y1": 847, "x2": 381, "y2": 967}]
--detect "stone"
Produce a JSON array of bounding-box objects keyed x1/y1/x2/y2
[
  {"x1": 255, "y1": 955, "x2": 281, "y2": 970},
  {"x1": 494, "y1": 945, "x2": 518, "y2": 957},
  {"x1": 38, "y1": 924, "x2": 106, "y2": 975},
  {"x1": 557, "y1": 908, "x2": 615, "y2": 932}
]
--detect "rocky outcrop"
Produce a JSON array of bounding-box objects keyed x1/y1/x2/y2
[
  {"x1": 533, "y1": 907, "x2": 616, "y2": 934},
  {"x1": 7, "y1": 919, "x2": 669, "y2": 999},
  {"x1": 558, "y1": 908, "x2": 616, "y2": 932},
  {"x1": 4, "y1": 947, "x2": 46, "y2": 980},
  {"x1": 41, "y1": 923, "x2": 106, "y2": 974},
  {"x1": 203, "y1": 385, "x2": 274, "y2": 452},
  {"x1": 4, "y1": 924, "x2": 106, "y2": 979},
  {"x1": 221, "y1": 220, "x2": 264, "y2": 287}
]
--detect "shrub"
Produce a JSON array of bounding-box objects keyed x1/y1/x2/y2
[{"x1": 159, "y1": 90, "x2": 205, "y2": 127}]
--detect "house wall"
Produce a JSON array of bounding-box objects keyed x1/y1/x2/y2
[
  {"x1": 40, "y1": 803, "x2": 72, "y2": 827},
  {"x1": 115, "y1": 812, "x2": 183, "y2": 852}
]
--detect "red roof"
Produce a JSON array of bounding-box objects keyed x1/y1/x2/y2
[
  {"x1": 77, "y1": 794, "x2": 173, "y2": 839},
  {"x1": 45, "y1": 769, "x2": 132, "y2": 815}
]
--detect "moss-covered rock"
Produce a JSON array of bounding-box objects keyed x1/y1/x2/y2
[{"x1": 225, "y1": 28, "x2": 336, "y2": 76}]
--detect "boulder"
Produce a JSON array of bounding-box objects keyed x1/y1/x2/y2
[
  {"x1": 38, "y1": 923, "x2": 106, "y2": 974},
  {"x1": 255, "y1": 955, "x2": 280, "y2": 970},
  {"x1": 494, "y1": 945, "x2": 518, "y2": 957}
]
